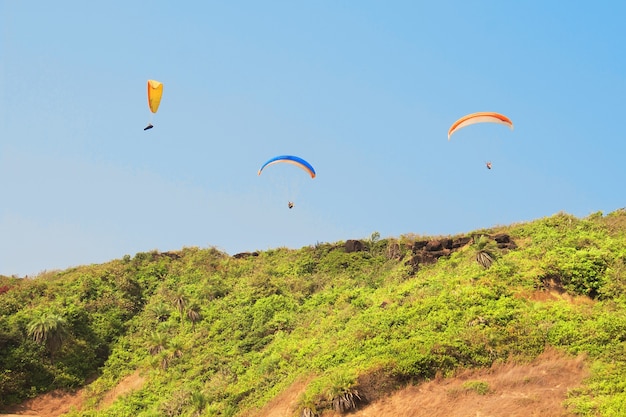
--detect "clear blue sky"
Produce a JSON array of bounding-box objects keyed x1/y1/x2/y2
[{"x1": 1, "y1": 1, "x2": 625, "y2": 276}]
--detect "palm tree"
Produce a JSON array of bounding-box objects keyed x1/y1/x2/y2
[
  {"x1": 168, "y1": 340, "x2": 184, "y2": 363},
  {"x1": 151, "y1": 301, "x2": 171, "y2": 322},
  {"x1": 186, "y1": 304, "x2": 202, "y2": 330},
  {"x1": 172, "y1": 293, "x2": 187, "y2": 325},
  {"x1": 473, "y1": 235, "x2": 496, "y2": 269},
  {"x1": 27, "y1": 312, "x2": 68, "y2": 363},
  {"x1": 159, "y1": 341, "x2": 183, "y2": 370},
  {"x1": 476, "y1": 250, "x2": 495, "y2": 269},
  {"x1": 148, "y1": 331, "x2": 169, "y2": 355}
]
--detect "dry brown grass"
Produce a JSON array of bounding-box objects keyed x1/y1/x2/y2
[
  {"x1": 240, "y1": 376, "x2": 312, "y2": 417},
  {"x1": 0, "y1": 350, "x2": 587, "y2": 417},
  {"x1": 0, "y1": 388, "x2": 84, "y2": 417},
  {"x1": 0, "y1": 370, "x2": 145, "y2": 417},
  {"x1": 97, "y1": 369, "x2": 145, "y2": 410},
  {"x1": 321, "y1": 348, "x2": 587, "y2": 417}
]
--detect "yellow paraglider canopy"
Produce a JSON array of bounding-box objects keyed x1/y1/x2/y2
[{"x1": 147, "y1": 80, "x2": 163, "y2": 114}]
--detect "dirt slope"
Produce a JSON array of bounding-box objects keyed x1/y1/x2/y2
[
  {"x1": 324, "y1": 351, "x2": 586, "y2": 417},
  {"x1": 254, "y1": 349, "x2": 588, "y2": 417},
  {"x1": 1, "y1": 350, "x2": 587, "y2": 417},
  {"x1": 0, "y1": 389, "x2": 85, "y2": 417},
  {"x1": 0, "y1": 370, "x2": 144, "y2": 417}
]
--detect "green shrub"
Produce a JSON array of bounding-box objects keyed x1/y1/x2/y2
[
  {"x1": 540, "y1": 247, "x2": 608, "y2": 297},
  {"x1": 461, "y1": 380, "x2": 491, "y2": 395}
]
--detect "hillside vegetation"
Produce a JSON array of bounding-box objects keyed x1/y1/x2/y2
[{"x1": 1, "y1": 211, "x2": 626, "y2": 416}]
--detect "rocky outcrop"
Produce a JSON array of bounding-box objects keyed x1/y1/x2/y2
[
  {"x1": 405, "y1": 234, "x2": 516, "y2": 275},
  {"x1": 493, "y1": 233, "x2": 518, "y2": 250},
  {"x1": 345, "y1": 240, "x2": 366, "y2": 253},
  {"x1": 233, "y1": 251, "x2": 259, "y2": 259},
  {"x1": 228, "y1": 234, "x2": 517, "y2": 274}
]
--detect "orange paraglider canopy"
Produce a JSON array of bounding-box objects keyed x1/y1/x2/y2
[{"x1": 448, "y1": 112, "x2": 513, "y2": 140}]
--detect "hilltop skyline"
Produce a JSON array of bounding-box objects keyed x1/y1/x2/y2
[{"x1": 2, "y1": 1, "x2": 625, "y2": 276}]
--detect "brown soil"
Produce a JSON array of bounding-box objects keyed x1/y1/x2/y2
[
  {"x1": 0, "y1": 389, "x2": 85, "y2": 417},
  {"x1": 240, "y1": 376, "x2": 313, "y2": 417},
  {"x1": 0, "y1": 370, "x2": 145, "y2": 417},
  {"x1": 1, "y1": 350, "x2": 587, "y2": 417},
  {"x1": 97, "y1": 370, "x2": 146, "y2": 410},
  {"x1": 321, "y1": 348, "x2": 588, "y2": 417}
]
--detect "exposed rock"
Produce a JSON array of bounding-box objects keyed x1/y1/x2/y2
[
  {"x1": 146, "y1": 251, "x2": 181, "y2": 261},
  {"x1": 406, "y1": 249, "x2": 451, "y2": 275},
  {"x1": 233, "y1": 251, "x2": 259, "y2": 259},
  {"x1": 493, "y1": 233, "x2": 510, "y2": 243},
  {"x1": 493, "y1": 233, "x2": 517, "y2": 250},
  {"x1": 412, "y1": 240, "x2": 428, "y2": 251},
  {"x1": 405, "y1": 234, "x2": 517, "y2": 275},
  {"x1": 405, "y1": 255, "x2": 420, "y2": 275},
  {"x1": 345, "y1": 240, "x2": 366, "y2": 253},
  {"x1": 426, "y1": 240, "x2": 443, "y2": 251},
  {"x1": 431, "y1": 249, "x2": 452, "y2": 259},
  {"x1": 452, "y1": 236, "x2": 472, "y2": 248},
  {"x1": 386, "y1": 242, "x2": 403, "y2": 260}
]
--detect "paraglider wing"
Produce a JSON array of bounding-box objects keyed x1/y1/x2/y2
[
  {"x1": 257, "y1": 155, "x2": 316, "y2": 178},
  {"x1": 448, "y1": 112, "x2": 513, "y2": 140},
  {"x1": 147, "y1": 80, "x2": 163, "y2": 114}
]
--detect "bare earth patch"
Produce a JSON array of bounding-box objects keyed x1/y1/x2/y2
[
  {"x1": 97, "y1": 369, "x2": 146, "y2": 410},
  {"x1": 322, "y1": 348, "x2": 588, "y2": 417},
  {"x1": 0, "y1": 388, "x2": 85, "y2": 417},
  {"x1": 1, "y1": 350, "x2": 587, "y2": 417},
  {"x1": 241, "y1": 376, "x2": 312, "y2": 417},
  {"x1": 0, "y1": 370, "x2": 145, "y2": 417}
]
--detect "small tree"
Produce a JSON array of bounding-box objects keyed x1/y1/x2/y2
[
  {"x1": 27, "y1": 312, "x2": 68, "y2": 363},
  {"x1": 186, "y1": 304, "x2": 202, "y2": 330},
  {"x1": 172, "y1": 293, "x2": 187, "y2": 325},
  {"x1": 148, "y1": 331, "x2": 168, "y2": 355},
  {"x1": 151, "y1": 302, "x2": 171, "y2": 322},
  {"x1": 473, "y1": 235, "x2": 496, "y2": 269}
]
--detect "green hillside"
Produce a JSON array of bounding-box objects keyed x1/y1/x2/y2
[{"x1": 1, "y1": 211, "x2": 626, "y2": 416}]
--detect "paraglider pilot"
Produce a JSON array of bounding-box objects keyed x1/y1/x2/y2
[
  {"x1": 486, "y1": 162, "x2": 492, "y2": 170},
  {"x1": 288, "y1": 201, "x2": 294, "y2": 209}
]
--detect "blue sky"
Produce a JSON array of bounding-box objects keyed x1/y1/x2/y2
[{"x1": 1, "y1": 1, "x2": 625, "y2": 276}]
